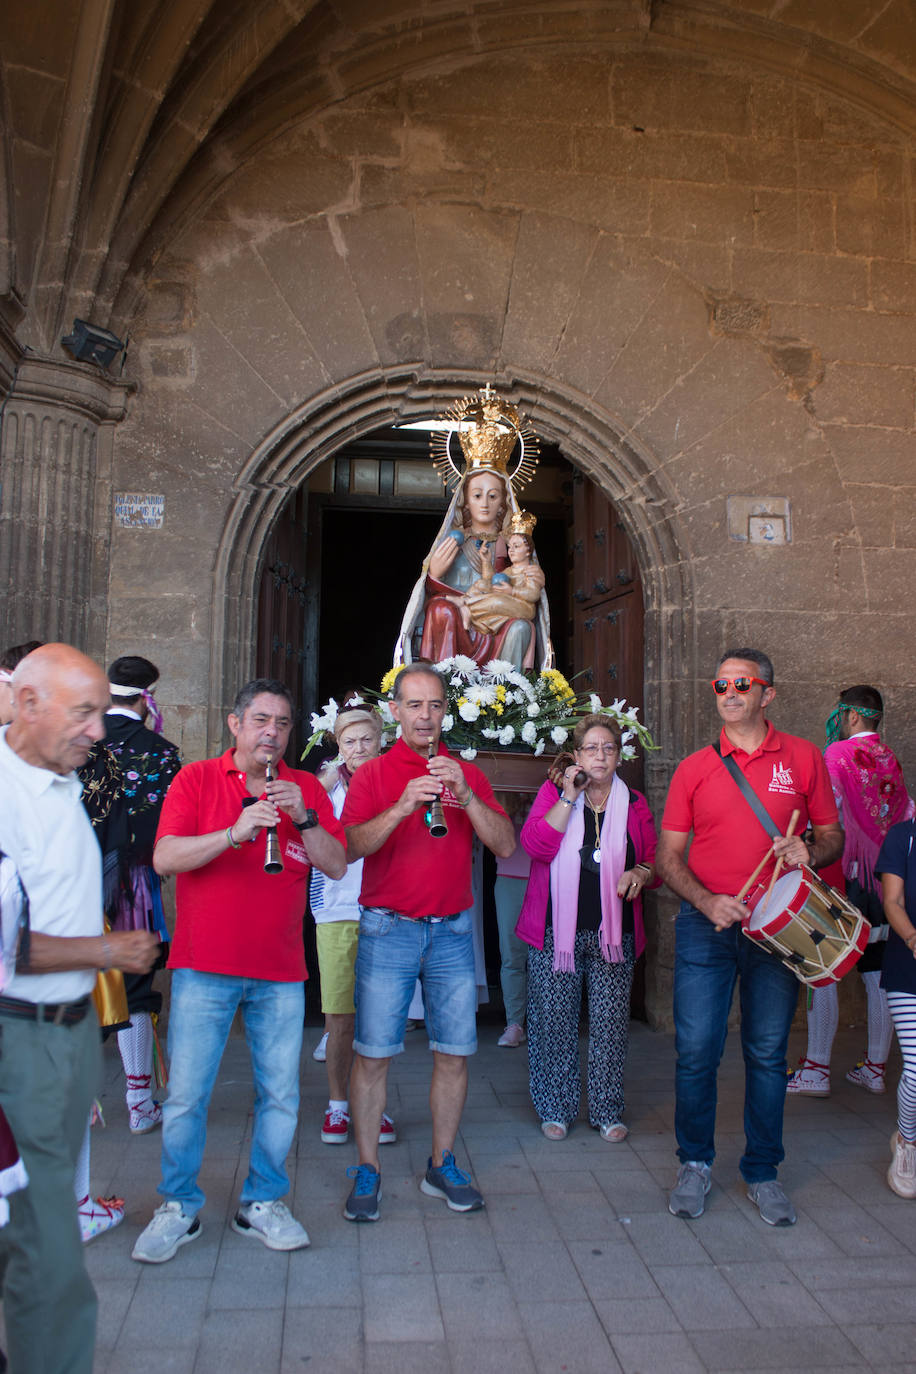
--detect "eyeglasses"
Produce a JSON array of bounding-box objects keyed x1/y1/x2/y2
[
  {"x1": 578, "y1": 743, "x2": 620, "y2": 757},
  {"x1": 710, "y1": 676, "x2": 769, "y2": 695}
]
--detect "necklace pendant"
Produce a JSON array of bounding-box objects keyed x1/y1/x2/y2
[{"x1": 592, "y1": 847, "x2": 602, "y2": 864}]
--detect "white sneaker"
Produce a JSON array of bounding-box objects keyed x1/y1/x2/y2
[
  {"x1": 231, "y1": 1200, "x2": 310, "y2": 1250},
  {"x1": 888, "y1": 1130, "x2": 916, "y2": 1199},
  {"x1": 497, "y1": 1023, "x2": 526, "y2": 1048},
  {"x1": 312, "y1": 1032, "x2": 329, "y2": 1062},
  {"x1": 131, "y1": 1201, "x2": 201, "y2": 1263}
]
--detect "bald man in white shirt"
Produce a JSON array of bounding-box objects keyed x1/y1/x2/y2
[{"x1": 0, "y1": 644, "x2": 157, "y2": 1374}]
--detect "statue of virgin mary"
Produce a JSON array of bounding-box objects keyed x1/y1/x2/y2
[{"x1": 395, "y1": 387, "x2": 552, "y2": 670}]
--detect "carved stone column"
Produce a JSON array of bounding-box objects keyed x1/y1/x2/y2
[{"x1": 0, "y1": 356, "x2": 132, "y2": 655}]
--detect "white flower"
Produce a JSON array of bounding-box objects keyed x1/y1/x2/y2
[
  {"x1": 378, "y1": 701, "x2": 395, "y2": 725},
  {"x1": 589, "y1": 693, "x2": 602, "y2": 712},
  {"x1": 498, "y1": 725, "x2": 516, "y2": 746},
  {"x1": 483, "y1": 658, "x2": 516, "y2": 680},
  {"x1": 458, "y1": 701, "x2": 480, "y2": 722},
  {"x1": 466, "y1": 683, "x2": 497, "y2": 707},
  {"x1": 460, "y1": 747, "x2": 478, "y2": 760},
  {"x1": 521, "y1": 721, "x2": 537, "y2": 745},
  {"x1": 309, "y1": 697, "x2": 339, "y2": 733},
  {"x1": 626, "y1": 705, "x2": 640, "y2": 721},
  {"x1": 449, "y1": 655, "x2": 478, "y2": 676},
  {"x1": 609, "y1": 698, "x2": 627, "y2": 714},
  {"x1": 534, "y1": 739, "x2": 546, "y2": 756},
  {"x1": 621, "y1": 729, "x2": 633, "y2": 744},
  {"x1": 481, "y1": 727, "x2": 499, "y2": 739},
  {"x1": 550, "y1": 726, "x2": 568, "y2": 745},
  {"x1": 436, "y1": 657, "x2": 458, "y2": 673},
  {"x1": 441, "y1": 714, "x2": 454, "y2": 733},
  {"x1": 622, "y1": 746, "x2": 636, "y2": 760},
  {"x1": 526, "y1": 702, "x2": 540, "y2": 717}
]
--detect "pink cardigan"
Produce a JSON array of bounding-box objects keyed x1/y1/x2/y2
[{"x1": 514, "y1": 779, "x2": 658, "y2": 959}]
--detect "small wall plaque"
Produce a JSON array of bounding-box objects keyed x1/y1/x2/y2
[
  {"x1": 727, "y1": 496, "x2": 791, "y2": 545},
  {"x1": 114, "y1": 493, "x2": 165, "y2": 529}
]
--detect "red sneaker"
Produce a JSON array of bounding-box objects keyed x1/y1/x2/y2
[
  {"x1": 321, "y1": 1107, "x2": 350, "y2": 1144},
  {"x1": 379, "y1": 1112, "x2": 397, "y2": 1145}
]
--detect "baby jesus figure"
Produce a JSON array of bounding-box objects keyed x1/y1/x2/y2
[{"x1": 445, "y1": 526, "x2": 545, "y2": 636}]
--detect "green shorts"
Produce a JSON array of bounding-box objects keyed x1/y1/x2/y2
[{"x1": 315, "y1": 921, "x2": 359, "y2": 1014}]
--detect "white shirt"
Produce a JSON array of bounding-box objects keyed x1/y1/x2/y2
[
  {"x1": 309, "y1": 780, "x2": 363, "y2": 923},
  {"x1": 0, "y1": 725, "x2": 102, "y2": 1003}
]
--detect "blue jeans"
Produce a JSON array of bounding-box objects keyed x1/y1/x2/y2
[
  {"x1": 354, "y1": 907, "x2": 477, "y2": 1057},
  {"x1": 159, "y1": 969, "x2": 304, "y2": 1214},
  {"x1": 673, "y1": 903, "x2": 800, "y2": 1183}
]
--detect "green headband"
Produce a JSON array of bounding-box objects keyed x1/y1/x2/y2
[{"x1": 825, "y1": 701, "x2": 881, "y2": 744}]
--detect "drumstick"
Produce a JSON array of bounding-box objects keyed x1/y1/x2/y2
[
  {"x1": 764, "y1": 809, "x2": 801, "y2": 901},
  {"x1": 736, "y1": 845, "x2": 777, "y2": 903}
]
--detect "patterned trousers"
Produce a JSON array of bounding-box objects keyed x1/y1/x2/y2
[{"x1": 526, "y1": 925, "x2": 635, "y2": 1128}]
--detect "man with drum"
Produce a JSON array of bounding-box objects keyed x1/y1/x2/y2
[{"x1": 655, "y1": 649, "x2": 842, "y2": 1227}]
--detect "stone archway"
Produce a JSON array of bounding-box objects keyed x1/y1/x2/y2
[{"x1": 209, "y1": 365, "x2": 693, "y2": 792}]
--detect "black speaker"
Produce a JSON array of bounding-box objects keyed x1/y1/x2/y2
[{"x1": 61, "y1": 319, "x2": 125, "y2": 369}]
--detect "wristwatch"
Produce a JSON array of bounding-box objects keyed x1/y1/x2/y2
[{"x1": 293, "y1": 809, "x2": 319, "y2": 832}]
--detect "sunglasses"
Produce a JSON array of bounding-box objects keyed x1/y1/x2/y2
[{"x1": 710, "y1": 676, "x2": 770, "y2": 695}]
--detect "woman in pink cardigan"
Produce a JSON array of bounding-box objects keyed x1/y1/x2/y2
[{"x1": 516, "y1": 714, "x2": 658, "y2": 1142}]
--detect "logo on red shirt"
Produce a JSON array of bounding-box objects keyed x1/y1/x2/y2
[{"x1": 768, "y1": 761, "x2": 796, "y2": 795}]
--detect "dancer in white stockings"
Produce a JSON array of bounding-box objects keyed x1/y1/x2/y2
[
  {"x1": 875, "y1": 819, "x2": 916, "y2": 1196},
  {"x1": 788, "y1": 686, "x2": 913, "y2": 1098}
]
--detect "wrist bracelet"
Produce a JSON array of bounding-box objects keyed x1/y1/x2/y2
[
  {"x1": 459, "y1": 792, "x2": 473, "y2": 808},
  {"x1": 560, "y1": 796, "x2": 574, "y2": 807},
  {"x1": 100, "y1": 937, "x2": 113, "y2": 972},
  {"x1": 226, "y1": 825, "x2": 241, "y2": 849}
]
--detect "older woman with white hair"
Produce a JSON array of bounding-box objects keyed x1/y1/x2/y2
[{"x1": 310, "y1": 704, "x2": 396, "y2": 1147}]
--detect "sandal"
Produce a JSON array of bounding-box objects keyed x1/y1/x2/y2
[
  {"x1": 540, "y1": 1121, "x2": 567, "y2": 1141},
  {"x1": 599, "y1": 1122, "x2": 629, "y2": 1143}
]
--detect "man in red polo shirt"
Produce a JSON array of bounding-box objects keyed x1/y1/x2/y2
[
  {"x1": 656, "y1": 648, "x2": 842, "y2": 1228},
  {"x1": 131, "y1": 679, "x2": 345, "y2": 1263},
  {"x1": 340, "y1": 663, "x2": 514, "y2": 1223}
]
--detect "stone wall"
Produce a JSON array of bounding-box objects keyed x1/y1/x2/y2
[{"x1": 98, "y1": 43, "x2": 915, "y2": 1025}]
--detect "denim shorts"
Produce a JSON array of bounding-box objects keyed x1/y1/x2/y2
[{"x1": 354, "y1": 906, "x2": 478, "y2": 1058}]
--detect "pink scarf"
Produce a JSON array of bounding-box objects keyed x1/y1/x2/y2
[
  {"x1": 549, "y1": 772, "x2": 629, "y2": 971},
  {"x1": 826, "y1": 734, "x2": 915, "y2": 892}
]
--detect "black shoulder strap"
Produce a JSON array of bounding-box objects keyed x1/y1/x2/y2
[{"x1": 711, "y1": 742, "x2": 781, "y2": 841}]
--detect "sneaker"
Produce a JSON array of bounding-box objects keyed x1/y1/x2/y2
[
  {"x1": 420, "y1": 1151, "x2": 484, "y2": 1212},
  {"x1": 321, "y1": 1107, "x2": 350, "y2": 1144},
  {"x1": 128, "y1": 1099, "x2": 163, "y2": 1134},
  {"x1": 668, "y1": 1161, "x2": 711, "y2": 1219},
  {"x1": 747, "y1": 1179, "x2": 797, "y2": 1227},
  {"x1": 344, "y1": 1164, "x2": 381, "y2": 1222},
  {"x1": 785, "y1": 1058, "x2": 830, "y2": 1097},
  {"x1": 599, "y1": 1122, "x2": 629, "y2": 1143},
  {"x1": 131, "y1": 1201, "x2": 201, "y2": 1263},
  {"x1": 846, "y1": 1058, "x2": 886, "y2": 1094},
  {"x1": 231, "y1": 1200, "x2": 310, "y2": 1250},
  {"x1": 497, "y1": 1023, "x2": 526, "y2": 1048},
  {"x1": 379, "y1": 1112, "x2": 397, "y2": 1145},
  {"x1": 312, "y1": 1031, "x2": 329, "y2": 1062},
  {"x1": 888, "y1": 1130, "x2": 916, "y2": 1199},
  {"x1": 78, "y1": 1194, "x2": 125, "y2": 1244}
]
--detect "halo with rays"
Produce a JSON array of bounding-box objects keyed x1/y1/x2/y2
[{"x1": 428, "y1": 385, "x2": 540, "y2": 493}]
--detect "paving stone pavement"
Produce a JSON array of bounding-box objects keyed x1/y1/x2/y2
[{"x1": 82, "y1": 1016, "x2": 916, "y2": 1373}]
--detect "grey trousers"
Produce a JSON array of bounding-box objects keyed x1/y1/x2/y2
[{"x1": 0, "y1": 1006, "x2": 100, "y2": 1374}]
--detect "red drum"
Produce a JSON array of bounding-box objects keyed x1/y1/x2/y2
[{"x1": 743, "y1": 866, "x2": 868, "y2": 987}]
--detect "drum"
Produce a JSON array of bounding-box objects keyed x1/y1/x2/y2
[{"x1": 743, "y1": 866, "x2": 869, "y2": 986}]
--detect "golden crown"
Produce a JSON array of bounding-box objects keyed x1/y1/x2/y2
[
  {"x1": 508, "y1": 509, "x2": 537, "y2": 538},
  {"x1": 429, "y1": 384, "x2": 539, "y2": 492}
]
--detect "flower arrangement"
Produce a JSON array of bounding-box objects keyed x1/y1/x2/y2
[{"x1": 304, "y1": 656, "x2": 656, "y2": 763}]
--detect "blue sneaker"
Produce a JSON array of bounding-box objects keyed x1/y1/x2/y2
[
  {"x1": 420, "y1": 1151, "x2": 484, "y2": 1212},
  {"x1": 344, "y1": 1164, "x2": 381, "y2": 1222}
]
